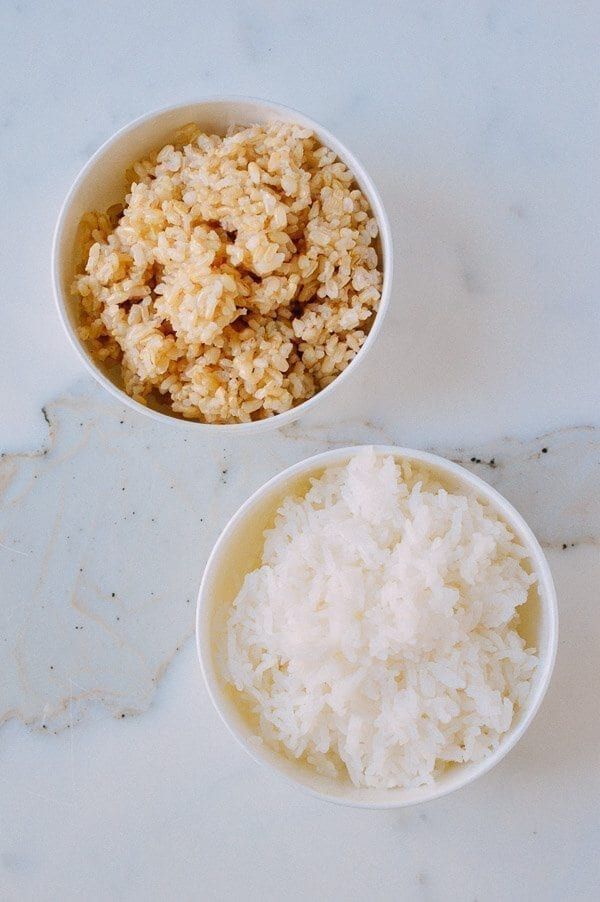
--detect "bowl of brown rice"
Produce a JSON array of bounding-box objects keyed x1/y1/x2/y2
[{"x1": 52, "y1": 98, "x2": 392, "y2": 430}]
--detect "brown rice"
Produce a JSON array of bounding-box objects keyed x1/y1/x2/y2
[{"x1": 73, "y1": 122, "x2": 382, "y2": 423}]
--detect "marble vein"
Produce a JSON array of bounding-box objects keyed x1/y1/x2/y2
[{"x1": 1, "y1": 380, "x2": 598, "y2": 731}]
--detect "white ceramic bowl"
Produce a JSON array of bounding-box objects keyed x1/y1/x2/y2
[
  {"x1": 197, "y1": 445, "x2": 558, "y2": 808},
  {"x1": 52, "y1": 97, "x2": 392, "y2": 432}
]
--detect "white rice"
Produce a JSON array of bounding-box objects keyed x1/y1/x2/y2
[{"x1": 226, "y1": 451, "x2": 538, "y2": 789}]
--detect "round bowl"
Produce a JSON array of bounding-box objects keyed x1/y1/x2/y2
[
  {"x1": 196, "y1": 445, "x2": 558, "y2": 808},
  {"x1": 52, "y1": 97, "x2": 393, "y2": 432}
]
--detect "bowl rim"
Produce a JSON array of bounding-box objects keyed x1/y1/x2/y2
[
  {"x1": 196, "y1": 444, "x2": 559, "y2": 808},
  {"x1": 51, "y1": 95, "x2": 393, "y2": 433}
]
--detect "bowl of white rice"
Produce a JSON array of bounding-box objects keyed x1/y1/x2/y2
[
  {"x1": 197, "y1": 446, "x2": 557, "y2": 808},
  {"x1": 52, "y1": 97, "x2": 392, "y2": 430}
]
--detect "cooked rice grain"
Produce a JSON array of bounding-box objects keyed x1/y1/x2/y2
[
  {"x1": 226, "y1": 452, "x2": 538, "y2": 789},
  {"x1": 73, "y1": 122, "x2": 382, "y2": 423}
]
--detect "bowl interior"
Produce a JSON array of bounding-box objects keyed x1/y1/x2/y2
[
  {"x1": 198, "y1": 447, "x2": 556, "y2": 807},
  {"x1": 55, "y1": 98, "x2": 391, "y2": 424}
]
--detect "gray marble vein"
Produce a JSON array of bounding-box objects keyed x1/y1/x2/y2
[
  {"x1": 1, "y1": 381, "x2": 597, "y2": 731},
  {"x1": 2, "y1": 1, "x2": 600, "y2": 898}
]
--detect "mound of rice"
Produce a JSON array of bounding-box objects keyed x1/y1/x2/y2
[
  {"x1": 226, "y1": 452, "x2": 538, "y2": 789},
  {"x1": 73, "y1": 122, "x2": 382, "y2": 423}
]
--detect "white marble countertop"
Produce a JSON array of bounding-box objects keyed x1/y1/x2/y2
[{"x1": 1, "y1": 2, "x2": 599, "y2": 899}]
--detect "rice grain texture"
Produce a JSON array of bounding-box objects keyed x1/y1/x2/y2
[
  {"x1": 73, "y1": 122, "x2": 382, "y2": 423},
  {"x1": 226, "y1": 452, "x2": 538, "y2": 789}
]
